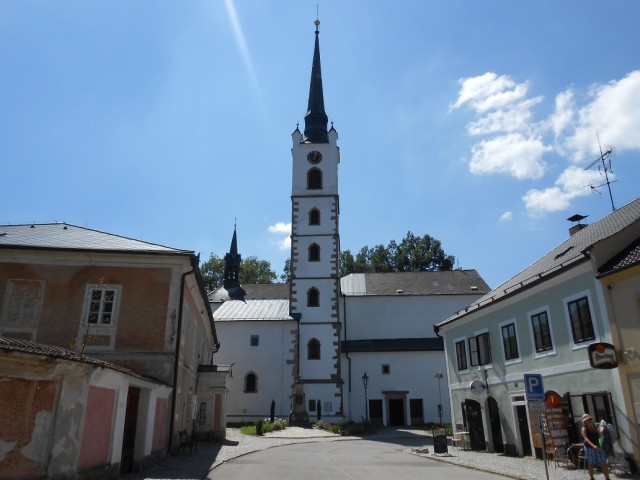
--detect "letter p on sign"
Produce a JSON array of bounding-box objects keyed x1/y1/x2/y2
[{"x1": 524, "y1": 374, "x2": 544, "y2": 401}]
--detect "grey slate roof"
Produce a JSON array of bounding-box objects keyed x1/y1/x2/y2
[
  {"x1": 209, "y1": 283, "x2": 289, "y2": 302},
  {"x1": 597, "y1": 237, "x2": 640, "y2": 278},
  {"x1": 0, "y1": 223, "x2": 190, "y2": 254},
  {"x1": 213, "y1": 299, "x2": 293, "y2": 322},
  {"x1": 0, "y1": 336, "x2": 165, "y2": 384},
  {"x1": 438, "y1": 196, "x2": 640, "y2": 328},
  {"x1": 341, "y1": 270, "x2": 490, "y2": 296}
]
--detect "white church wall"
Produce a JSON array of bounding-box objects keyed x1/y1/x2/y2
[
  {"x1": 291, "y1": 142, "x2": 339, "y2": 196},
  {"x1": 344, "y1": 295, "x2": 481, "y2": 339},
  {"x1": 214, "y1": 319, "x2": 295, "y2": 422},
  {"x1": 342, "y1": 351, "x2": 450, "y2": 426},
  {"x1": 292, "y1": 235, "x2": 337, "y2": 278},
  {"x1": 303, "y1": 382, "x2": 342, "y2": 421},
  {"x1": 291, "y1": 278, "x2": 336, "y2": 322},
  {"x1": 299, "y1": 323, "x2": 337, "y2": 380},
  {"x1": 294, "y1": 197, "x2": 338, "y2": 234}
]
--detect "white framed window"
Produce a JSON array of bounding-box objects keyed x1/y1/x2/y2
[
  {"x1": 528, "y1": 306, "x2": 556, "y2": 358},
  {"x1": 84, "y1": 284, "x2": 121, "y2": 325},
  {"x1": 469, "y1": 329, "x2": 492, "y2": 366},
  {"x1": 454, "y1": 337, "x2": 469, "y2": 372},
  {"x1": 563, "y1": 290, "x2": 598, "y2": 348},
  {"x1": 499, "y1": 318, "x2": 521, "y2": 364}
]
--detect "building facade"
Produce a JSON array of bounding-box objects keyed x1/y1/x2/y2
[
  {"x1": 340, "y1": 271, "x2": 489, "y2": 426},
  {"x1": 0, "y1": 223, "x2": 227, "y2": 478},
  {"x1": 436, "y1": 197, "x2": 640, "y2": 461}
]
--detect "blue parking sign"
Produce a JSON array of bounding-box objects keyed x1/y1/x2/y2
[{"x1": 524, "y1": 374, "x2": 544, "y2": 401}]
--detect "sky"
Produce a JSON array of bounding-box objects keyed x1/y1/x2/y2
[{"x1": 2, "y1": 1, "x2": 640, "y2": 289}]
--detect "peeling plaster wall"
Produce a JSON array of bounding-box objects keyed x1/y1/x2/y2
[{"x1": 0, "y1": 350, "x2": 172, "y2": 480}]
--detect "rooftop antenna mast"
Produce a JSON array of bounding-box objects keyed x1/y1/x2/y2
[{"x1": 584, "y1": 133, "x2": 615, "y2": 212}]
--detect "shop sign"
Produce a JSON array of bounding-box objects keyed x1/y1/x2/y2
[
  {"x1": 470, "y1": 379, "x2": 486, "y2": 394},
  {"x1": 588, "y1": 342, "x2": 618, "y2": 369}
]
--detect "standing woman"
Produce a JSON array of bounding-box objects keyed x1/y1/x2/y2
[{"x1": 581, "y1": 413, "x2": 611, "y2": 480}]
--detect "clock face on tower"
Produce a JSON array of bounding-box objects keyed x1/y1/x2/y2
[{"x1": 307, "y1": 151, "x2": 322, "y2": 164}]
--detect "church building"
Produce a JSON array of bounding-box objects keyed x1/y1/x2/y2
[{"x1": 210, "y1": 21, "x2": 489, "y2": 426}]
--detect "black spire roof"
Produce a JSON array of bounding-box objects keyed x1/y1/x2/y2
[
  {"x1": 303, "y1": 20, "x2": 329, "y2": 144},
  {"x1": 223, "y1": 226, "x2": 241, "y2": 290}
]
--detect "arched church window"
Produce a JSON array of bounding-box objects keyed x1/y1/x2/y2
[
  {"x1": 309, "y1": 208, "x2": 321, "y2": 225},
  {"x1": 245, "y1": 372, "x2": 257, "y2": 393},
  {"x1": 307, "y1": 288, "x2": 320, "y2": 307},
  {"x1": 309, "y1": 243, "x2": 320, "y2": 262},
  {"x1": 307, "y1": 168, "x2": 322, "y2": 189},
  {"x1": 308, "y1": 338, "x2": 321, "y2": 360}
]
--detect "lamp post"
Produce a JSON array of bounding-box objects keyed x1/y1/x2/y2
[
  {"x1": 362, "y1": 372, "x2": 369, "y2": 423},
  {"x1": 435, "y1": 372, "x2": 443, "y2": 426}
]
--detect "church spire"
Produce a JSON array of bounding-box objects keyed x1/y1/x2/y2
[
  {"x1": 223, "y1": 224, "x2": 241, "y2": 290},
  {"x1": 303, "y1": 19, "x2": 329, "y2": 144}
]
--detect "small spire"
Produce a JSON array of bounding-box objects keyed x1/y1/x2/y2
[{"x1": 223, "y1": 224, "x2": 241, "y2": 289}]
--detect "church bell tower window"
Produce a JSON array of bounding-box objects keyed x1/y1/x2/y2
[{"x1": 307, "y1": 168, "x2": 323, "y2": 189}]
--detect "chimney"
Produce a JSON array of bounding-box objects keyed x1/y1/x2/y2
[{"x1": 567, "y1": 214, "x2": 588, "y2": 236}]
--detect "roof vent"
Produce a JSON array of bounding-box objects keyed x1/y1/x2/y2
[
  {"x1": 470, "y1": 286, "x2": 478, "y2": 291},
  {"x1": 397, "y1": 289, "x2": 404, "y2": 294}
]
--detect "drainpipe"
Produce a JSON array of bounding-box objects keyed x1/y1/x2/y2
[{"x1": 168, "y1": 267, "x2": 194, "y2": 453}]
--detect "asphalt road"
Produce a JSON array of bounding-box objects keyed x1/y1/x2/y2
[{"x1": 208, "y1": 437, "x2": 499, "y2": 479}]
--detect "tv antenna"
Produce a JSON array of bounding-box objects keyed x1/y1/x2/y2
[{"x1": 584, "y1": 134, "x2": 616, "y2": 212}]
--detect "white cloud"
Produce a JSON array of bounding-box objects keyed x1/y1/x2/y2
[
  {"x1": 470, "y1": 134, "x2": 551, "y2": 179},
  {"x1": 451, "y1": 72, "x2": 521, "y2": 111},
  {"x1": 467, "y1": 96, "x2": 542, "y2": 136},
  {"x1": 268, "y1": 222, "x2": 291, "y2": 250},
  {"x1": 563, "y1": 70, "x2": 640, "y2": 162},
  {"x1": 522, "y1": 166, "x2": 606, "y2": 215},
  {"x1": 453, "y1": 69, "x2": 640, "y2": 217},
  {"x1": 268, "y1": 222, "x2": 291, "y2": 234},
  {"x1": 500, "y1": 211, "x2": 513, "y2": 221},
  {"x1": 548, "y1": 88, "x2": 575, "y2": 138}
]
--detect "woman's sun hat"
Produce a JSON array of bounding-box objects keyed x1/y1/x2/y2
[{"x1": 581, "y1": 413, "x2": 593, "y2": 423}]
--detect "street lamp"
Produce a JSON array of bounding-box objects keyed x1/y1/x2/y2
[
  {"x1": 362, "y1": 372, "x2": 369, "y2": 423},
  {"x1": 435, "y1": 372, "x2": 443, "y2": 426}
]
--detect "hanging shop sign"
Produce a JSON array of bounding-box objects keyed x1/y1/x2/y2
[
  {"x1": 470, "y1": 379, "x2": 486, "y2": 395},
  {"x1": 588, "y1": 342, "x2": 618, "y2": 369}
]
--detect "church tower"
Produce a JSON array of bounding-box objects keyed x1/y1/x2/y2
[{"x1": 289, "y1": 20, "x2": 342, "y2": 420}]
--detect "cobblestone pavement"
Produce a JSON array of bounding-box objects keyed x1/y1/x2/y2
[{"x1": 121, "y1": 427, "x2": 639, "y2": 480}]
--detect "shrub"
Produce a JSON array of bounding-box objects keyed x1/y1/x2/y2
[
  {"x1": 255, "y1": 418, "x2": 265, "y2": 436},
  {"x1": 313, "y1": 419, "x2": 376, "y2": 436}
]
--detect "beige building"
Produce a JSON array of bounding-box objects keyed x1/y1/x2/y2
[{"x1": 0, "y1": 223, "x2": 228, "y2": 478}]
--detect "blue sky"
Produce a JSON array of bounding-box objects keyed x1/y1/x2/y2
[{"x1": 2, "y1": 1, "x2": 639, "y2": 288}]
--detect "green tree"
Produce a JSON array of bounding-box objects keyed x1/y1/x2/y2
[
  {"x1": 339, "y1": 231, "x2": 455, "y2": 276},
  {"x1": 280, "y1": 258, "x2": 291, "y2": 283},
  {"x1": 200, "y1": 254, "x2": 277, "y2": 291},
  {"x1": 200, "y1": 254, "x2": 225, "y2": 292}
]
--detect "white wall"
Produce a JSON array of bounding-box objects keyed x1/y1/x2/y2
[{"x1": 214, "y1": 320, "x2": 296, "y2": 422}]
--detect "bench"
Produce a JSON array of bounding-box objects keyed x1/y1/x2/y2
[{"x1": 178, "y1": 430, "x2": 197, "y2": 456}]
